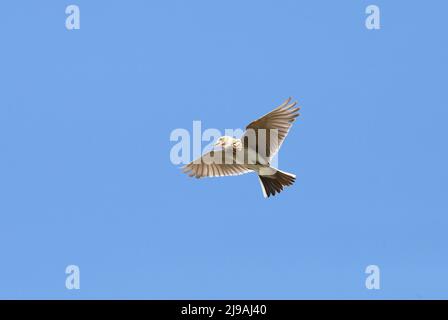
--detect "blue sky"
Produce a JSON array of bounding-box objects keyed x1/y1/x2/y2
[{"x1": 0, "y1": 1, "x2": 447, "y2": 299}]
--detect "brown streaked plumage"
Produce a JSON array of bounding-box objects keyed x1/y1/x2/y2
[{"x1": 182, "y1": 97, "x2": 300, "y2": 198}]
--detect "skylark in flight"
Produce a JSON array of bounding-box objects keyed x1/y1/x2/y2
[{"x1": 183, "y1": 97, "x2": 300, "y2": 198}]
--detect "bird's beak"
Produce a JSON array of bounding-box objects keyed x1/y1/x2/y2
[{"x1": 213, "y1": 141, "x2": 220, "y2": 147}]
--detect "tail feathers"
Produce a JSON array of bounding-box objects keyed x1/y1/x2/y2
[{"x1": 258, "y1": 169, "x2": 296, "y2": 198}]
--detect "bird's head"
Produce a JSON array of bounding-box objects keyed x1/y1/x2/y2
[{"x1": 214, "y1": 136, "x2": 235, "y2": 148}]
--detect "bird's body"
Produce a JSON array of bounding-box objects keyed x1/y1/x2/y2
[{"x1": 182, "y1": 98, "x2": 300, "y2": 198}]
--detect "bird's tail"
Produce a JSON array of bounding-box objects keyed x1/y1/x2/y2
[{"x1": 258, "y1": 168, "x2": 296, "y2": 198}]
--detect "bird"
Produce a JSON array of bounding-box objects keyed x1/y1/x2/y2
[{"x1": 182, "y1": 97, "x2": 300, "y2": 198}]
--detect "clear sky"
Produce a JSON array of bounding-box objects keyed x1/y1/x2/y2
[{"x1": 0, "y1": 1, "x2": 447, "y2": 299}]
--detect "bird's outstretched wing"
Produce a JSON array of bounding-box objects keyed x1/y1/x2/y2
[
  {"x1": 182, "y1": 149, "x2": 252, "y2": 178},
  {"x1": 241, "y1": 97, "x2": 300, "y2": 159}
]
